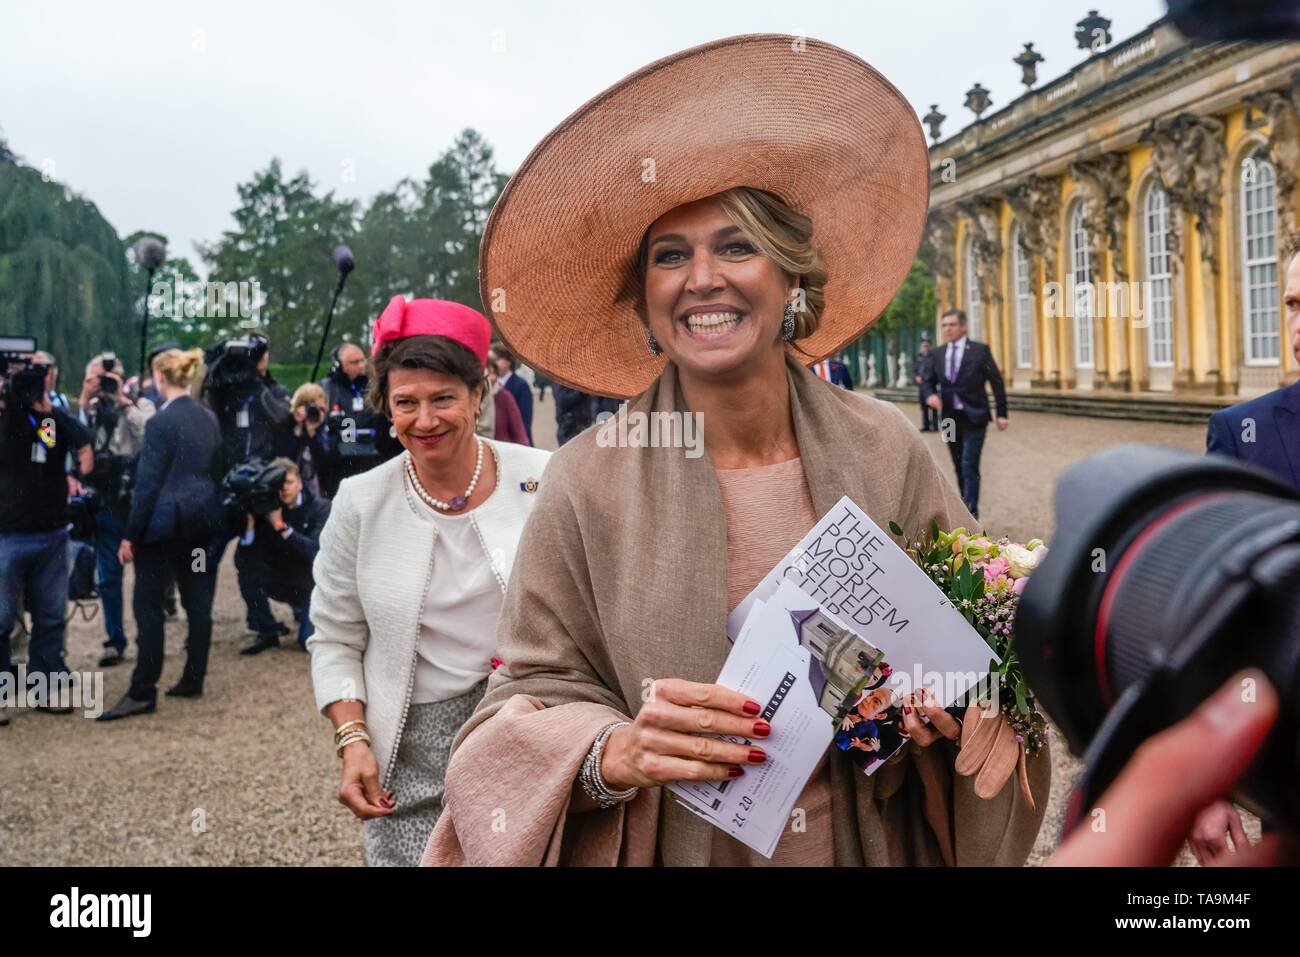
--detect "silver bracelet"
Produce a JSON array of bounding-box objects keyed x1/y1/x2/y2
[{"x1": 579, "y1": 721, "x2": 638, "y2": 809}]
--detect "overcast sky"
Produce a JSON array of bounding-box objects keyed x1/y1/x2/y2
[{"x1": 2, "y1": 0, "x2": 1167, "y2": 270}]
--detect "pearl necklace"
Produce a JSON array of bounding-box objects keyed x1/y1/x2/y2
[{"x1": 405, "y1": 435, "x2": 485, "y2": 512}]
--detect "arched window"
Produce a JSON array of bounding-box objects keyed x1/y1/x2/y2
[
  {"x1": 1070, "y1": 201, "x2": 1093, "y2": 368},
  {"x1": 1011, "y1": 226, "x2": 1033, "y2": 368},
  {"x1": 965, "y1": 237, "x2": 983, "y2": 341},
  {"x1": 1144, "y1": 183, "x2": 1174, "y2": 367},
  {"x1": 1241, "y1": 149, "x2": 1280, "y2": 364}
]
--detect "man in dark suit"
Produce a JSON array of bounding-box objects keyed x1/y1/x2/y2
[
  {"x1": 491, "y1": 347, "x2": 534, "y2": 445},
  {"x1": 921, "y1": 308, "x2": 1008, "y2": 519},
  {"x1": 1207, "y1": 248, "x2": 1300, "y2": 490},
  {"x1": 914, "y1": 337, "x2": 939, "y2": 432}
]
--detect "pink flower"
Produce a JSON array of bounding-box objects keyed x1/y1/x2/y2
[
  {"x1": 980, "y1": 557, "x2": 1010, "y2": 584},
  {"x1": 1012, "y1": 575, "x2": 1029, "y2": 595}
]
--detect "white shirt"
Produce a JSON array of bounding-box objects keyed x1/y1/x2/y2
[{"x1": 410, "y1": 497, "x2": 505, "y2": 704}]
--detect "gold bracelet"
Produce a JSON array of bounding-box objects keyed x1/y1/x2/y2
[
  {"x1": 333, "y1": 719, "x2": 367, "y2": 742},
  {"x1": 336, "y1": 731, "x2": 371, "y2": 758}
]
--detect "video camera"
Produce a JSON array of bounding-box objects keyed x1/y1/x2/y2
[
  {"x1": 98, "y1": 353, "x2": 120, "y2": 396},
  {"x1": 0, "y1": 334, "x2": 49, "y2": 409},
  {"x1": 204, "y1": 333, "x2": 269, "y2": 407},
  {"x1": 220, "y1": 458, "x2": 288, "y2": 516},
  {"x1": 1017, "y1": 445, "x2": 1300, "y2": 838}
]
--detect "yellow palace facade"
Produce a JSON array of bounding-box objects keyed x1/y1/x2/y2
[{"x1": 926, "y1": 15, "x2": 1300, "y2": 400}]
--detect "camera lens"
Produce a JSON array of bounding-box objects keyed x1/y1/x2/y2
[{"x1": 1016, "y1": 444, "x2": 1300, "y2": 836}]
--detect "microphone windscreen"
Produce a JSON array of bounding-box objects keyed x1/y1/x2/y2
[
  {"x1": 332, "y1": 244, "x2": 356, "y2": 274},
  {"x1": 134, "y1": 236, "x2": 167, "y2": 271}
]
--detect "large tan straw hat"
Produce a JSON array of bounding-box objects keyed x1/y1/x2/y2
[{"x1": 482, "y1": 33, "x2": 929, "y2": 398}]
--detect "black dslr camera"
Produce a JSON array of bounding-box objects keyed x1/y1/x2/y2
[
  {"x1": 220, "y1": 459, "x2": 288, "y2": 516},
  {"x1": 0, "y1": 334, "x2": 49, "y2": 409},
  {"x1": 204, "y1": 333, "x2": 269, "y2": 408},
  {"x1": 1017, "y1": 445, "x2": 1300, "y2": 839}
]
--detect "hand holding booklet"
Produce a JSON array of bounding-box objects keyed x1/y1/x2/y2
[{"x1": 667, "y1": 497, "x2": 997, "y2": 858}]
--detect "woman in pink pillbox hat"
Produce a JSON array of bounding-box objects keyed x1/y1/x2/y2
[{"x1": 306, "y1": 294, "x2": 551, "y2": 866}]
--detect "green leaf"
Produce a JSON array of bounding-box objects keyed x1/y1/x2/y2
[
  {"x1": 930, "y1": 517, "x2": 940, "y2": 541},
  {"x1": 1014, "y1": 682, "x2": 1029, "y2": 715},
  {"x1": 889, "y1": 520, "x2": 903, "y2": 537}
]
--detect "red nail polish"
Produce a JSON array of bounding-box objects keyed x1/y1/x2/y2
[
  {"x1": 903, "y1": 705, "x2": 912, "y2": 715},
  {"x1": 752, "y1": 720, "x2": 771, "y2": 737},
  {"x1": 742, "y1": 701, "x2": 761, "y2": 716},
  {"x1": 748, "y1": 748, "x2": 766, "y2": 764},
  {"x1": 727, "y1": 766, "x2": 745, "y2": 778}
]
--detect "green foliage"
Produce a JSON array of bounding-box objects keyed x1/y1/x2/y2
[{"x1": 0, "y1": 158, "x2": 134, "y2": 381}]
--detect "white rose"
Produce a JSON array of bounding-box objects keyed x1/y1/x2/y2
[{"x1": 1004, "y1": 543, "x2": 1044, "y2": 578}]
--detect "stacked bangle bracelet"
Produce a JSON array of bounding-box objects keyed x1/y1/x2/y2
[
  {"x1": 334, "y1": 720, "x2": 370, "y2": 758},
  {"x1": 579, "y1": 721, "x2": 638, "y2": 809}
]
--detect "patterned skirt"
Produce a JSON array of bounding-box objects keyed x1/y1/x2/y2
[{"x1": 362, "y1": 679, "x2": 487, "y2": 867}]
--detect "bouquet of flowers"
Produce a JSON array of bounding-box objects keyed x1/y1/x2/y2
[{"x1": 888, "y1": 519, "x2": 1049, "y2": 803}]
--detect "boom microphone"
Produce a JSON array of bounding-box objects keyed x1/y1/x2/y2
[{"x1": 332, "y1": 244, "x2": 356, "y2": 275}]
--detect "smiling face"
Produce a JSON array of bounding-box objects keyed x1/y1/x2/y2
[
  {"x1": 643, "y1": 197, "x2": 792, "y2": 382},
  {"x1": 387, "y1": 366, "x2": 482, "y2": 472}
]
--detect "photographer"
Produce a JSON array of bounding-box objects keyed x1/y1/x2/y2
[
  {"x1": 317, "y1": 341, "x2": 394, "y2": 498},
  {"x1": 288, "y1": 383, "x2": 329, "y2": 498},
  {"x1": 203, "y1": 331, "x2": 293, "y2": 471},
  {"x1": 77, "y1": 352, "x2": 156, "y2": 667},
  {"x1": 0, "y1": 347, "x2": 92, "y2": 716},
  {"x1": 202, "y1": 331, "x2": 294, "y2": 635},
  {"x1": 235, "y1": 458, "x2": 330, "y2": 654}
]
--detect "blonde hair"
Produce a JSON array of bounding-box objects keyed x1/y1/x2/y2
[
  {"x1": 291, "y1": 382, "x2": 326, "y2": 412},
  {"x1": 270, "y1": 456, "x2": 300, "y2": 479},
  {"x1": 152, "y1": 348, "x2": 204, "y2": 389},
  {"x1": 632, "y1": 186, "x2": 827, "y2": 342}
]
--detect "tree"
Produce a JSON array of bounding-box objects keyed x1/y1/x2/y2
[
  {"x1": 0, "y1": 149, "x2": 134, "y2": 381},
  {"x1": 199, "y1": 159, "x2": 359, "y2": 363}
]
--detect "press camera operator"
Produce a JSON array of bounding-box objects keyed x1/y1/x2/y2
[
  {"x1": 202, "y1": 331, "x2": 294, "y2": 636},
  {"x1": 316, "y1": 341, "x2": 397, "y2": 498},
  {"x1": 0, "y1": 342, "x2": 92, "y2": 717},
  {"x1": 77, "y1": 352, "x2": 156, "y2": 667},
  {"x1": 233, "y1": 457, "x2": 330, "y2": 654}
]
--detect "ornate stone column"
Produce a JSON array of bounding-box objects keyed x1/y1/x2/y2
[
  {"x1": 957, "y1": 196, "x2": 1004, "y2": 364},
  {"x1": 1005, "y1": 174, "x2": 1062, "y2": 387},
  {"x1": 1140, "y1": 112, "x2": 1228, "y2": 391},
  {"x1": 926, "y1": 209, "x2": 957, "y2": 323},
  {"x1": 1245, "y1": 70, "x2": 1300, "y2": 242},
  {"x1": 1069, "y1": 154, "x2": 1132, "y2": 389}
]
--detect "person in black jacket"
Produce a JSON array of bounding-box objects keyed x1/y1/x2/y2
[
  {"x1": 913, "y1": 337, "x2": 939, "y2": 432},
  {"x1": 921, "y1": 309, "x2": 1008, "y2": 520},
  {"x1": 316, "y1": 342, "x2": 398, "y2": 497},
  {"x1": 235, "y1": 457, "x2": 330, "y2": 654},
  {"x1": 100, "y1": 349, "x2": 223, "y2": 721}
]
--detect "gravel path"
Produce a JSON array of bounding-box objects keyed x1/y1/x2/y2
[{"x1": 0, "y1": 394, "x2": 1251, "y2": 865}]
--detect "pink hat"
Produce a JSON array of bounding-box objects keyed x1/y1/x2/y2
[{"x1": 370, "y1": 296, "x2": 492, "y2": 367}]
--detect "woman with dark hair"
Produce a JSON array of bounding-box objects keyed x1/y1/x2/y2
[{"x1": 307, "y1": 296, "x2": 550, "y2": 866}]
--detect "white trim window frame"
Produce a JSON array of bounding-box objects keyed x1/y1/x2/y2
[
  {"x1": 1012, "y1": 226, "x2": 1033, "y2": 368},
  {"x1": 965, "y1": 237, "x2": 983, "y2": 341},
  {"x1": 1241, "y1": 150, "x2": 1281, "y2": 366},
  {"x1": 1145, "y1": 184, "x2": 1175, "y2": 368},
  {"x1": 1070, "y1": 201, "x2": 1094, "y2": 368}
]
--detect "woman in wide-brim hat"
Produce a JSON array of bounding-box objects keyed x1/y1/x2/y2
[{"x1": 424, "y1": 34, "x2": 1048, "y2": 866}]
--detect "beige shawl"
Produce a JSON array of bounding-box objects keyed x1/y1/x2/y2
[{"x1": 423, "y1": 356, "x2": 1049, "y2": 866}]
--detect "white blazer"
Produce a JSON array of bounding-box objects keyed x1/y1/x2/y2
[{"x1": 307, "y1": 439, "x2": 551, "y2": 786}]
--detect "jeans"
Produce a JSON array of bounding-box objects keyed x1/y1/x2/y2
[
  {"x1": 91, "y1": 501, "x2": 128, "y2": 651},
  {"x1": 0, "y1": 529, "x2": 71, "y2": 692},
  {"x1": 128, "y1": 538, "x2": 215, "y2": 700},
  {"x1": 943, "y1": 413, "x2": 987, "y2": 519}
]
